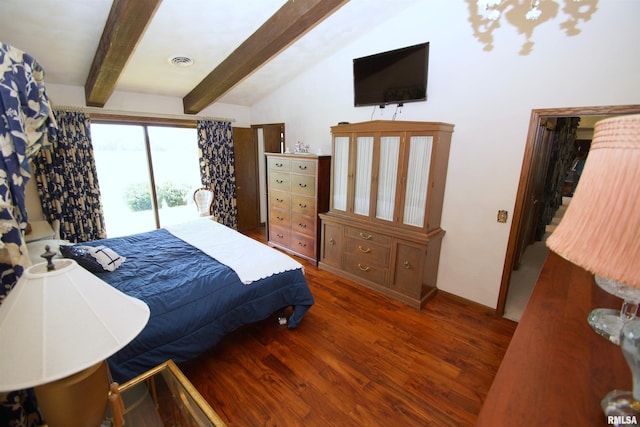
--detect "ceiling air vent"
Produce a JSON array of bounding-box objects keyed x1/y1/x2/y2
[{"x1": 169, "y1": 55, "x2": 194, "y2": 67}]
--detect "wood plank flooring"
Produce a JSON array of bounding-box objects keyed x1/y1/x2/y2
[{"x1": 180, "y1": 227, "x2": 517, "y2": 427}]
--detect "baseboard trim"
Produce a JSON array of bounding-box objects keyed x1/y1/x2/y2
[{"x1": 436, "y1": 289, "x2": 505, "y2": 318}]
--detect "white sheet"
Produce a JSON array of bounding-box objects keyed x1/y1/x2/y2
[{"x1": 165, "y1": 218, "x2": 303, "y2": 284}]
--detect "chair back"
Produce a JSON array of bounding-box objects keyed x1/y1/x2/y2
[{"x1": 193, "y1": 187, "x2": 214, "y2": 216}]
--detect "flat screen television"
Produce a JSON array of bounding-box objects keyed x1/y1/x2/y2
[{"x1": 353, "y1": 42, "x2": 429, "y2": 107}]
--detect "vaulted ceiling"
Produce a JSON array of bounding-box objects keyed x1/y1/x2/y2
[{"x1": 0, "y1": 0, "x2": 421, "y2": 114}]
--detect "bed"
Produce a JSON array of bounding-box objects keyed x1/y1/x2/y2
[{"x1": 58, "y1": 218, "x2": 314, "y2": 382}]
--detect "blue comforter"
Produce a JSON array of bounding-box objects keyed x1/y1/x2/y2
[{"x1": 79, "y1": 228, "x2": 314, "y2": 382}]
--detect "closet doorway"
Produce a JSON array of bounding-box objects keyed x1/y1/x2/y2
[
  {"x1": 497, "y1": 104, "x2": 640, "y2": 318},
  {"x1": 252, "y1": 123, "x2": 285, "y2": 225}
]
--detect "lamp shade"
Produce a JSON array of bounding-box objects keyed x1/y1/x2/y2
[
  {"x1": 0, "y1": 259, "x2": 150, "y2": 392},
  {"x1": 546, "y1": 114, "x2": 640, "y2": 287}
]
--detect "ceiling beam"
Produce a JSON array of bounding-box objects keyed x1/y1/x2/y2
[
  {"x1": 183, "y1": 0, "x2": 349, "y2": 114},
  {"x1": 84, "y1": 0, "x2": 162, "y2": 107}
]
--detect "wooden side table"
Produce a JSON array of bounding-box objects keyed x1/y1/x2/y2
[
  {"x1": 110, "y1": 360, "x2": 226, "y2": 426},
  {"x1": 476, "y1": 252, "x2": 630, "y2": 426}
]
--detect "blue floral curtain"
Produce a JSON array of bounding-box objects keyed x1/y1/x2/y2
[
  {"x1": 0, "y1": 42, "x2": 57, "y2": 427},
  {"x1": 197, "y1": 120, "x2": 238, "y2": 229},
  {"x1": 0, "y1": 42, "x2": 57, "y2": 297},
  {"x1": 32, "y1": 110, "x2": 106, "y2": 243}
]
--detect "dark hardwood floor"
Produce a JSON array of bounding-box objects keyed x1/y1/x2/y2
[{"x1": 180, "y1": 227, "x2": 517, "y2": 427}]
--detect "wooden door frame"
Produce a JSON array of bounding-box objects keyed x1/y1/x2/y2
[
  {"x1": 512, "y1": 118, "x2": 554, "y2": 271},
  {"x1": 496, "y1": 104, "x2": 640, "y2": 316},
  {"x1": 253, "y1": 123, "x2": 285, "y2": 154},
  {"x1": 251, "y1": 123, "x2": 285, "y2": 226}
]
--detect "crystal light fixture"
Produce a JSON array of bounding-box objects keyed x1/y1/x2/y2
[{"x1": 588, "y1": 275, "x2": 640, "y2": 345}]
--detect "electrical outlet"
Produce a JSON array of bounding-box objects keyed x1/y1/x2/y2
[{"x1": 497, "y1": 210, "x2": 508, "y2": 223}]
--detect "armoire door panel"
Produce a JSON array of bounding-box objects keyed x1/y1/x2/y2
[
  {"x1": 353, "y1": 136, "x2": 374, "y2": 216},
  {"x1": 331, "y1": 136, "x2": 350, "y2": 212},
  {"x1": 375, "y1": 135, "x2": 401, "y2": 222}
]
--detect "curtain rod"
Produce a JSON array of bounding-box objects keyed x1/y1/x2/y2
[{"x1": 52, "y1": 105, "x2": 236, "y2": 123}]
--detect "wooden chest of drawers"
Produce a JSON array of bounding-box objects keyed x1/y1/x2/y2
[
  {"x1": 266, "y1": 153, "x2": 330, "y2": 264},
  {"x1": 320, "y1": 215, "x2": 443, "y2": 308},
  {"x1": 318, "y1": 120, "x2": 453, "y2": 308}
]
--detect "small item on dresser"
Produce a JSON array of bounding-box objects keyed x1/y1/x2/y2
[{"x1": 294, "y1": 140, "x2": 309, "y2": 153}]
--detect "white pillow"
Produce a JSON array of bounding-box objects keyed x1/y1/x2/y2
[{"x1": 81, "y1": 245, "x2": 126, "y2": 272}]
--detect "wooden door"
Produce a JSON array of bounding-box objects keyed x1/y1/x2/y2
[
  {"x1": 497, "y1": 105, "x2": 640, "y2": 317},
  {"x1": 261, "y1": 123, "x2": 285, "y2": 153},
  {"x1": 513, "y1": 119, "x2": 555, "y2": 269},
  {"x1": 233, "y1": 127, "x2": 259, "y2": 232}
]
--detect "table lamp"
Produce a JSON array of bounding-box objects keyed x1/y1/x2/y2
[
  {"x1": 546, "y1": 114, "x2": 640, "y2": 415},
  {"x1": 0, "y1": 255, "x2": 150, "y2": 427}
]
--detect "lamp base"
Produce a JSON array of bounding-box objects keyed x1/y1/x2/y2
[
  {"x1": 602, "y1": 390, "x2": 640, "y2": 420},
  {"x1": 35, "y1": 361, "x2": 109, "y2": 427},
  {"x1": 588, "y1": 308, "x2": 627, "y2": 345}
]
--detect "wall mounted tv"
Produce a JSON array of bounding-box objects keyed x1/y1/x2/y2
[{"x1": 353, "y1": 42, "x2": 429, "y2": 107}]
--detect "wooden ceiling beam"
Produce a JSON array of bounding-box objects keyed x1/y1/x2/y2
[
  {"x1": 84, "y1": 0, "x2": 162, "y2": 107},
  {"x1": 183, "y1": 0, "x2": 349, "y2": 114}
]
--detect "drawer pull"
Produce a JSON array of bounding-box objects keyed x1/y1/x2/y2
[
  {"x1": 275, "y1": 163, "x2": 283, "y2": 167},
  {"x1": 359, "y1": 232, "x2": 372, "y2": 240},
  {"x1": 276, "y1": 198, "x2": 284, "y2": 203},
  {"x1": 276, "y1": 233, "x2": 284, "y2": 238},
  {"x1": 358, "y1": 245, "x2": 370, "y2": 253},
  {"x1": 298, "y1": 183, "x2": 307, "y2": 188},
  {"x1": 298, "y1": 203, "x2": 307, "y2": 208},
  {"x1": 298, "y1": 223, "x2": 307, "y2": 228},
  {"x1": 357, "y1": 264, "x2": 370, "y2": 272},
  {"x1": 298, "y1": 242, "x2": 307, "y2": 247},
  {"x1": 298, "y1": 165, "x2": 308, "y2": 170},
  {"x1": 276, "y1": 179, "x2": 284, "y2": 184},
  {"x1": 328, "y1": 238, "x2": 336, "y2": 246},
  {"x1": 276, "y1": 216, "x2": 284, "y2": 221},
  {"x1": 403, "y1": 261, "x2": 411, "y2": 269}
]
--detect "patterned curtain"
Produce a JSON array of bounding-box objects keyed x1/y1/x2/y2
[
  {"x1": 0, "y1": 42, "x2": 57, "y2": 427},
  {"x1": 197, "y1": 120, "x2": 238, "y2": 229},
  {"x1": 32, "y1": 110, "x2": 106, "y2": 243}
]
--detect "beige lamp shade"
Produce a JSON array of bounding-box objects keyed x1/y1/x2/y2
[
  {"x1": 0, "y1": 258, "x2": 150, "y2": 392},
  {"x1": 546, "y1": 114, "x2": 640, "y2": 287}
]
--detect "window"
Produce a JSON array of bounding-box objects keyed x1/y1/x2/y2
[{"x1": 90, "y1": 123, "x2": 200, "y2": 237}]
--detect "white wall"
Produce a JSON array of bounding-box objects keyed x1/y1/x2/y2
[
  {"x1": 249, "y1": 0, "x2": 640, "y2": 308},
  {"x1": 45, "y1": 84, "x2": 252, "y2": 127}
]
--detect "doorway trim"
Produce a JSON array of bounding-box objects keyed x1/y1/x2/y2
[
  {"x1": 496, "y1": 104, "x2": 640, "y2": 316},
  {"x1": 251, "y1": 123, "x2": 285, "y2": 225}
]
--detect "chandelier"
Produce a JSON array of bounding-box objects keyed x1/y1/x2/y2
[
  {"x1": 469, "y1": 0, "x2": 598, "y2": 53},
  {"x1": 477, "y1": 0, "x2": 581, "y2": 21}
]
